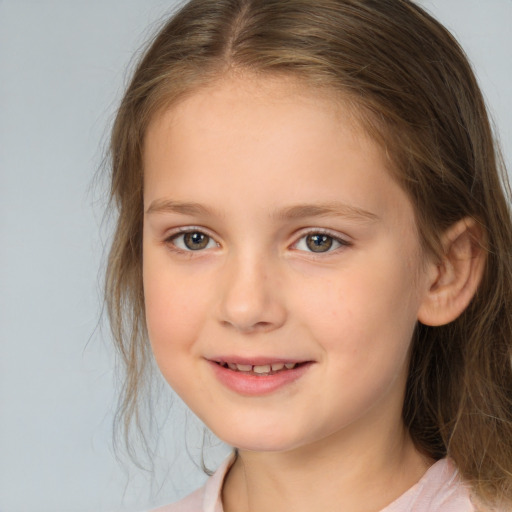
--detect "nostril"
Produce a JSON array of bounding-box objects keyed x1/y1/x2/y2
[
  {"x1": 221, "y1": 319, "x2": 274, "y2": 333},
  {"x1": 217, "y1": 274, "x2": 287, "y2": 332}
]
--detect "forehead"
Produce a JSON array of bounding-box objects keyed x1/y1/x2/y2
[
  {"x1": 145, "y1": 74, "x2": 367, "y2": 153},
  {"x1": 142, "y1": 75, "x2": 414, "y2": 227},
  {"x1": 144, "y1": 75, "x2": 376, "y2": 175}
]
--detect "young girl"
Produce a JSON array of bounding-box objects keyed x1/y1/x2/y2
[{"x1": 105, "y1": 0, "x2": 512, "y2": 510}]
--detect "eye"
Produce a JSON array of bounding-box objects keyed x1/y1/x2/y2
[
  {"x1": 293, "y1": 232, "x2": 349, "y2": 253},
  {"x1": 167, "y1": 230, "x2": 218, "y2": 251}
]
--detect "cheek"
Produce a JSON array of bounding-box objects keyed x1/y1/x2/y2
[
  {"x1": 143, "y1": 251, "x2": 208, "y2": 366},
  {"x1": 294, "y1": 247, "x2": 422, "y2": 365},
  {"x1": 143, "y1": 264, "x2": 215, "y2": 402}
]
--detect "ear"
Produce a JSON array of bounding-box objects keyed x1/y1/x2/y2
[{"x1": 417, "y1": 217, "x2": 486, "y2": 326}]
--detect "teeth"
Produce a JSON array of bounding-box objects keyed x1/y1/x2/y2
[
  {"x1": 253, "y1": 364, "x2": 271, "y2": 374},
  {"x1": 221, "y1": 361, "x2": 300, "y2": 372}
]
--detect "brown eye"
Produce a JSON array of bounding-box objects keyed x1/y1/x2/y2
[
  {"x1": 183, "y1": 232, "x2": 210, "y2": 250},
  {"x1": 305, "y1": 234, "x2": 334, "y2": 253},
  {"x1": 169, "y1": 230, "x2": 217, "y2": 252}
]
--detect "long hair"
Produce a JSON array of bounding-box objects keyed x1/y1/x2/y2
[{"x1": 106, "y1": 0, "x2": 512, "y2": 505}]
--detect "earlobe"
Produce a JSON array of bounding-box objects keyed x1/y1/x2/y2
[{"x1": 417, "y1": 218, "x2": 487, "y2": 327}]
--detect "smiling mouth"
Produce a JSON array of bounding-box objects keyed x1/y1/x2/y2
[{"x1": 214, "y1": 361, "x2": 306, "y2": 376}]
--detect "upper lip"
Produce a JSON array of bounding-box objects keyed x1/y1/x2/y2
[{"x1": 207, "y1": 356, "x2": 310, "y2": 366}]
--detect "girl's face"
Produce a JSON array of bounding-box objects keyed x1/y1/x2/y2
[{"x1": 142, "y1": 77, "x2": 432, "y2": 453}]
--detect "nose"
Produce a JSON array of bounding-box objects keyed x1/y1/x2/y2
[{"x1": 217, "y1": 253, "x2": 287, "y2": 334}]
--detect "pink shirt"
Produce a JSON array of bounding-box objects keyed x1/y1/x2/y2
[{"x1": 152, "y1": 455, "x2": 475, "y2": 512}]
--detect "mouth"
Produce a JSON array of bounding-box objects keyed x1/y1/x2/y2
[
  {"x1": 208, "y1": 358, "x2": 313, "y2": 395},
  {"x1": 213, "y1": 361, "x2": 307, "y2": 376}
]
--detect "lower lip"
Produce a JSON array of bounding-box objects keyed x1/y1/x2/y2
[{"x1": 208, "y1": 361, "x2": 313, "y2": 396}]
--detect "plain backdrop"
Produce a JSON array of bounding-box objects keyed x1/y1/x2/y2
[{"x1": 0, "y1": 1, "x2": 511, "y2": 511}]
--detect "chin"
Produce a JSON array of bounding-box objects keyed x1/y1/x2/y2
[{"x1": 209, "y1": 423, "x2": 313, "y2": 454}]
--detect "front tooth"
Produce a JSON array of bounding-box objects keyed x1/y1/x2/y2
[
  {"x1": 236, "y1": 364, "x2": 253, "y2": 372},
  {"x1": 284, "y1": 363, "x2": 297, "y2": 369},
  {"x1": 271, "y1": 363, "x2": 285, "y2": 371},
  {"x1": 227, "y1": 363, "x2": 237, "y2": 370},
  {"x1": 253, "y1": 364, "x2": 271, "y2": 374}
]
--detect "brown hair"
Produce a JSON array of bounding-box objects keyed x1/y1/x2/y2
[{"x1": 106, "y1": 0, "x2": 512, "y2": 506}]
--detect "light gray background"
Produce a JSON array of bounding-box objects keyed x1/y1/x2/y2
[{"x1": 1, "y1": 1, "x2": 511, "y2": 511}]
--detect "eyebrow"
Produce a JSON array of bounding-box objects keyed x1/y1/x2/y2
[
  {"x1": 145, "y1": 199, "x2": 213, "y2": 216},
  {"x1": 145, "y1": 199, "x2": 379, "y2": 222},
  {"x1": 274, "y1": 203, "x2": 379, "y2": 222}
]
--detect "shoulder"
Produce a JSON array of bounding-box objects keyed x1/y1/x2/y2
[
  {"x1": 149, "y1": 453, "x2": 236, "y2": 512},
  {"x1": 150, "y1": 486, "x2": 205, "y2": 512},
  {"x1": 382, "y1": 459, "x2": 476, "y2": 512}
]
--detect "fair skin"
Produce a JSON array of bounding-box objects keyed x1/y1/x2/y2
[{"x1": 142, "y1": 76, "x2": 484, "y2": 512}]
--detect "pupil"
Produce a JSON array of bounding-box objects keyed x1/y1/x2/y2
[
  {"x1": 184, "y1": 232, "x2": 209, "y2": 250},
  {"x1": 306, "y1": 234, "x2": 333, "y2": 253}
]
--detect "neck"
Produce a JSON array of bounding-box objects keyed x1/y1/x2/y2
[{"x1": 222, "y1": 422, "x2": 432, "y2": 512}]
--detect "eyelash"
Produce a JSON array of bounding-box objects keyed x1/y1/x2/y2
[
  {"x1": 164, "y1": 227, "x2": 219, "y2": 253},
  {"x1": 164, "y1": 228, "x2": 352, "y2": 255},
  {"x1": 291, "y1": 230, "x2": 352, "y2": 255}
]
